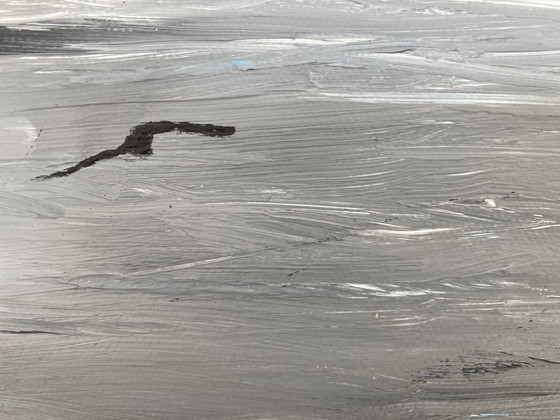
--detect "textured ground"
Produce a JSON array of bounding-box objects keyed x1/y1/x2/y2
[{"x1": 1, "y1": 1, "x2": 560, "y2": 418}]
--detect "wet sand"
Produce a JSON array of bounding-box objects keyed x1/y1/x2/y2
[{"x1": 1, "y1": 1, "x2": 560, "y2": 418}]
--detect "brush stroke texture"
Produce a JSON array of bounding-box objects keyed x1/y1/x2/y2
[{"x1": 1, "y1": 1, "x2": 560, "y2": 419}]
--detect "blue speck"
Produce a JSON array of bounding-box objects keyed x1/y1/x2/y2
[{"x1": 232, "y1": 60, "x2": 252, "y2": 69}]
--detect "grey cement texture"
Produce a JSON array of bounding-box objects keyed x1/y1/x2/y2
[{"x1": 1, "y1": 1, "x2": 560, "y2": 419}]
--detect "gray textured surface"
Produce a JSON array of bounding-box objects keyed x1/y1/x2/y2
[{"x1": 1, "y1": 1, "x2": 560, "y2": 418}]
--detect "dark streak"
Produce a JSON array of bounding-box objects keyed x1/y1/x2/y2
[
  {"x1": 36, "y1": 121, "x2": 235, "y2": 179},
  {"x1": 375, "y1": 48, "x2": 415, "y2": 54},
  {"x1": 528, "y1": 356, "x2": 560, "y2": 365},
  {"x1": 416, "y1": 355, "x2": 536, "y2": 382},
  {"x1": 0, "y1": 330, "x2": 63, "y2": 335},
  {"x1": 462, "y1": 360, "x2": 531, "y2": 376}
]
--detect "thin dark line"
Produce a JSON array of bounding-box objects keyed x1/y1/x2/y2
[
  {"x1": 528, "y1": 356, "x2": 560, "y2": 365},
  {"x1": 0, "y1": 330, "x2": 63, "y2": 335},
  {"x1": 26, "y1": 128, "x2": 42, "y2": 158},
  {"x1": 24, "y1": 95, "x2": 256, "y2": 112}
]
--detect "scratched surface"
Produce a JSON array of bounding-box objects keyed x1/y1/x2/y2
[{"x1": 1, "y1": 1, "x2": 560, "y2": 419}]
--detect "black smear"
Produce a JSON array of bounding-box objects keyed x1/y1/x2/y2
[{"x1": 36, "y1": 121, "x2": 236, "y2": 180}]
